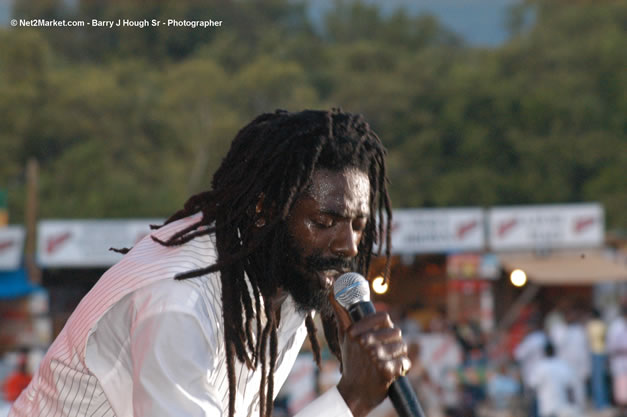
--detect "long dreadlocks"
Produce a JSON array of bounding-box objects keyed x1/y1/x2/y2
[{"x1": 146, "y1": 109, "x2": 391, "y2": 417}]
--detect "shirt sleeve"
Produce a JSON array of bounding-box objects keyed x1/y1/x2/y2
[
  {"x1": 130, "y1": 310, "x2": 224, "y2": 417},
  {"x1": 293, "y1": 387, "x2": 353, "y2": 417}
]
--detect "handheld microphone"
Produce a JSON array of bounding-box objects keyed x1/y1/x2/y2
[{"x1": 333, "y1": 272, "x2": 426, "y2": 417}]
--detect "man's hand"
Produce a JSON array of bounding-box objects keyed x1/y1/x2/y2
[{"x1": 329, "y1": 293, "x2": 410, "y2": 417}]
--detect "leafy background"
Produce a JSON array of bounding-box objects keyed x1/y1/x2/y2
[{"x1": 1, "y1": 0, "x2": 625, "y2": 232}]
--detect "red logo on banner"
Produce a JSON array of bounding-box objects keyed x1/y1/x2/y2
[
  {"x1": 498, "y1": 218, "x2": 517, "y2": 237},
  {"x1": 457, "y1": 220, "x2": 478, "y2": 239},
  {"x1": 46, "y1": 232, "x2": 72, "y2": 254},
  {"x1": 0, "y1": 240, "x2": 15, "y2": 252},
  {"x1": 574, "y1": 217, "x2": 595, "y2": 234}
]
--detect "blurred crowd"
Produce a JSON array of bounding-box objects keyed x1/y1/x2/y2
[
  {"x1": 510, "y1": 304, "x2": 627, "y2": 417},
  {"x1": 2, "y1": 303, "x2": 627, "y2": 417},
  {"x1": 388, "y1": 303, "x2": 627, "y2": 417},
  {"x1": 274, "y1": 302, "x2": 627, "y2": 417}
]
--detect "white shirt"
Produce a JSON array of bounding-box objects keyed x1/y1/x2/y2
[
  {"x1": 607, "y1": 317, "x2": 627, "y2": 376},
  {"x1": 554, "y1": 324, "x2": 590, "y2": 381},
  {"x1": 513, "y1": 330, "x2": 547, "y2": 387},
  {"x1": 10, "y1": 214, "x2": 352, "y2": 417},
  {"x1": 418, "y1": 332, "x2": 462, "y2": 407},
  {"x1": 528, "y1": 357, "x2": 583, "y2": 417}
]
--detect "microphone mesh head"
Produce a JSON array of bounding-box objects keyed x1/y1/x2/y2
[{"x1": 333, "y1": 272, "x2": 371, "y2": 309}]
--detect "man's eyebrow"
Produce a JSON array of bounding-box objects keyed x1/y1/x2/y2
[{"x1": 318, "y1": 208, "x2": 369, "y2": 219}]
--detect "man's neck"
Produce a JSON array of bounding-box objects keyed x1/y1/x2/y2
[{"x1": 270, "y1": 288, "x2": 289, "y2": 327}]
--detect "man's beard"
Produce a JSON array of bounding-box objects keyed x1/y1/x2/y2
[{"x1": 275, "y1": 223, "x2": 356, "y2": 318}]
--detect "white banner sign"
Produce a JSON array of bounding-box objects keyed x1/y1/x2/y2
[
  {"x1": 0, "y1": 226, "x2": 25, "y2": 270},
  {"x1": 390, "y1": 208, "x2": 484, "y2": 254},
  {"x1": 488, "y1": 203, "x2": 604, "y2": 250},
  {"x1": 37, "y1": 219, "x2": 163, "y2": 267}
]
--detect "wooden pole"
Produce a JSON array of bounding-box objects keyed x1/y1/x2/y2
[
  {"x1": 25, "y1": 158, "x2": 41, "y2": 285},
  {"x1": 495, "y1": 283, "x2": 540, "y2": 334}
]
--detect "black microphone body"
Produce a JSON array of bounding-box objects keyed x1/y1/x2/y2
[{"x1": 347, "y1": 301, "x2": 427, "y2": 417}]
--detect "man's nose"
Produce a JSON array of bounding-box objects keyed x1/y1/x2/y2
[{"x1": 330, "y1": 222, "x2": 359, "y2": 258}]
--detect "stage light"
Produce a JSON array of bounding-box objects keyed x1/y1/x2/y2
[
  {"x1": 372, "y1": 276, "x2": 389, "y2": 294},
  {"x1": 510, "y1": 269, "x2": 527, "y2": 287}
]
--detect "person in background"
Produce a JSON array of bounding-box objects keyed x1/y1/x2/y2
[
  {"x1": 607, "y1": 305, "x2": 627, "y2": 417},
  {"x1": 405, "y1": 339, "x2": 446, "y2": 417},
  {"x1": 528, "y1": 341, "x2": 583, "y2": 417},
  {"x1": 545, "y1": 301, "x2": 568, "y2": 351},
  {"x1": 485, "y1": 361, "x2": 521, "y2": 412},
  {"x1": 514, "y1": 319, "x2": 547, "y2": 417},
  {"x1": 453, "y1": 317, "x2": 484, "y2": 365},
  {"x1": 2, "y1": 349, "x2": 31, "y2": 403},
  {"x1": 586, "y1": 307, "x2": 610, "y2": 410},
  {"x1": 552, "y1": 308, "x2": 590, "y2": 410},
  {"x1": 423, "y1": 310, "x2": 463, "y2": 417}
]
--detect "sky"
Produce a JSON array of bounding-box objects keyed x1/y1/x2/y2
[
  {"x1": 304, "y1": 0, "x2": 526, "y2": 46},
  {"x1": 0, "y1": 0, "x2": 527, "y2": 47}
]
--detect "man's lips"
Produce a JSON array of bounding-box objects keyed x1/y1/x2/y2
[{"x1": 317, "y1": 269, "x2": 346, "y2": 290}]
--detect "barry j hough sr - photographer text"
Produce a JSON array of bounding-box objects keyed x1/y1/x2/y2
[{"x1": 90, "y1": 19, "x2": 223, "y2": 28}]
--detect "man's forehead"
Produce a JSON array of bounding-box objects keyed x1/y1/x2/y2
[{"x1": 304, "y1": 168, "x2": 370, "y2": 215}]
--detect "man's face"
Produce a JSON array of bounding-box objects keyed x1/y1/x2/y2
[{"x1": 280, "y1": 168, "x2": 371, "y2": 316}]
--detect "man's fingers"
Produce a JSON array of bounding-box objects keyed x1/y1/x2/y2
[
  {"x1": 357, "y1": 327, "x2": 403, "y2": 345},
  {"x1": 400, "y1": 357, "x2": 412, "y2": 376},
  {"x1": 349, "y1": 312, "x2": 395, "y2": 337}
]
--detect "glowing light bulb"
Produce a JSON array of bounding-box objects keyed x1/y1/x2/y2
[
  {"x1": 372, "y1": 276, "x2": 389, "y2": 294},
  {"x1": 510, "y1": 269, "x2": 527, "y2": 287}
]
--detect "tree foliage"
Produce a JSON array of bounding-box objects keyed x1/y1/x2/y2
[{"x1": 1, "y1": 0, "x2": 625, "y2": 230}]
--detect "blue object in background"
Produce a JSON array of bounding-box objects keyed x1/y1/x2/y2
[
  {"x1": 487, "y1": 371, "x2": 521, "y2": 409},
  {"x1": 0, "y1": 268, "x2": 40, "y2": 300}
]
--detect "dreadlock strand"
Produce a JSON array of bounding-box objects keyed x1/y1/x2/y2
[
  {"x1": 241, "y1": 255, "x2": 267, "y2": 369},
  {"x1": 253, "y1": 299, "x2": 263, "y2": 368},
  {"x1": 151, "y1": 217, "x2": 210, "y2": 245},
  {"x1": 322, "y1": 313, "x2": 342, "y2": 365},
  {"x1": 249, "y1": 273, "x2": 263, "y2": 368},
  {"x1": 109, "y1": 247, "x2": 130, "y2": 254},
  {"x1": 277, "y1": 141, "x2": 326, "y2": 220},
  {"x1": 219, "y1": 244, "x2": 241, "y2": 417},
  {"x1": 230, "y1": 266, "x2": 252, "y2": 367},
  {"x1": 266, "y1": 323, "x2": 278, "y2": 417},
  {"x1": 172, "y1": 240, "x2": 265, "y2": 281},
  {"x1": 378, "y1": 152, "x2": 393, "y2": 282},
  {"x1": 257, "y1": 317, "x2": 273, "y2": 417},
  {"x1": 237, "y1": 271, "x2": 257, "y2": 368},
  {"x1": 216, "y1": 209, "x2": 249, "y2": 369},
  {"x1": 305, "y1": 314, "x2": 322, "y2": 368},
  {"x1": 226, "y1": 342, "x2": 237, "y2": 417}
]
